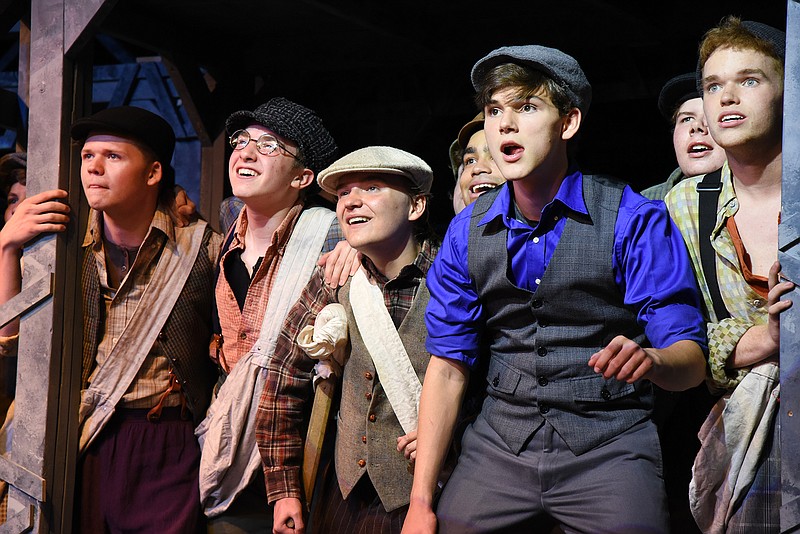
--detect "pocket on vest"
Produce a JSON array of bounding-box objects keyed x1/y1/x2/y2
[
  {"x1": 570, "y1": 374, "x2": 634, "y2": 402},
  {"x1": 486, "y1": 358, "x2": 521, "y2": 395}
]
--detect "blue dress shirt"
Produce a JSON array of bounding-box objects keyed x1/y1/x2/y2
[{"x1": 426, "y1": 171, "x2": 707, "y2": 369}]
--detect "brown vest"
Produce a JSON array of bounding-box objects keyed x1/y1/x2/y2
[{"x1": 334, "y1": 277, "x2": 430, "y2": 512}]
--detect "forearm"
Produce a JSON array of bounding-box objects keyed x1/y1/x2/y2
[
  {"x1": 729, "y1": 324, "x2": 778, "y2": 368},
  {"x1": 409, "y1": 355, "x2": 468, "y2": 507},
  {"x1": 645, "y1": 340, "x2": 706, "y2": 391}
]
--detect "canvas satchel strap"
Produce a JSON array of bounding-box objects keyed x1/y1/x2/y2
[
  {"x1": 78, "y1": 220, "x2": 208, "y2": 453},
  {"x1": 349, "y1": 267, "x2": 422, "y2": 434}
]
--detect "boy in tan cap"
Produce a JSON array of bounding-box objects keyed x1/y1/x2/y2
[{"x1": 256, "y1": 146, "x2": 438, "y2": 534}]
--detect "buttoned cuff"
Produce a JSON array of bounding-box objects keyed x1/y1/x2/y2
[{"x1": 265, "y1": 466, "x2": 304, "y2": 504}]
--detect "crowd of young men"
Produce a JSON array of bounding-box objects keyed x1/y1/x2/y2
[{"x1": 0, "y1": 14, "x2": 790, "y2": 534}]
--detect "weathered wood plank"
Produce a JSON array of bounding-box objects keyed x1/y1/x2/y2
[{"x1": 63, "y1": 0, "x2": 117, "y2": 56}]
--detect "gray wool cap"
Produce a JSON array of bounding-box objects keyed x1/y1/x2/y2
[
  {"x1": 226, "y1": 97, "x2": 338, "y2": 176},
  {"x1": 470, "y1": 45, "x2": 592, "y2": 116},
  {"x1": 317, "y1": 146, "x2": 433, "y2": 196}
]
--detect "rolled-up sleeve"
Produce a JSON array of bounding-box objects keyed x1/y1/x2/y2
[{"x1": 425, "y1": 212, "x2": 484, "y2": 369}]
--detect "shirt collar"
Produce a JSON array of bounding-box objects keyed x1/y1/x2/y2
[
  {"x1": 362, "y1": 239, "x2": 438, "y2": 284},
  {"x1": 478, "y1": 168, "x2": 587, "y2": 228},
  {"x1": 230, "y1": 202, "x2": 304, "y2": 255},
  {"x1": 82, "y1": 206, "x2": 174, "y2": 248}
]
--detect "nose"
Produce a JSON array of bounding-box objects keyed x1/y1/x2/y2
[
  {"x1": 498, "y1": 110, "x2": 517, "y2": 134},
  {"x1": 719, "y1": 83, "x2": 739, "y2": 106},
  {"x1": 691, "y1": 118, "x2": 709, "y2": 135},
  {"x1": 84, "y1": 157, "x2": 102, "y2": 175},
  {"x1": 343, "y1": 188, "x2": 364, "y2": 208},
  {"x1": 472, "y1": 155, "x2": 492, "y2": 175}
]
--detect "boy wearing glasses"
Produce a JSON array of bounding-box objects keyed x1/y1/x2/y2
[
  {"x1": 403, "y1": 45, "x2": 708, "y2": 534},
  {"x1": 197, "y1": 97, "x2": 343, "y2": 531}
]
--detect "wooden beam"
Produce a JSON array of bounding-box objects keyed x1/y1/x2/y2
[
  {"x1": 161, "y1": 53, "x2": 216, "y2": 145},
  {"x1": 200, "y1": 130, "x2": 226, "y2": 231},
  {"x1": 781, "y1": 3, "x2": 800, "y2": 532},
  {"x1": 63, "y1": 0, "x2": 118, "y2": 56}
]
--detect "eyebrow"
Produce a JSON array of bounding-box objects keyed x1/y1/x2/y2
[{"x1": 703, "y1": 67, "x2": 769, "y2": 84}]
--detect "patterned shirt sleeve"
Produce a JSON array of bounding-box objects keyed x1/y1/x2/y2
[{"x1": 255, "y1": 266, "x2": 336, "y2": 503}]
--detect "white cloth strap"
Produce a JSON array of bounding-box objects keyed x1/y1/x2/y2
[
  {"x1": 78, "y1": 219, "x2": 208, "y2": 454},
  {"x1": 197, "y1": 207, "x2": 335, "y2": 517},
  {"x1": 349, "y1": 267, "x2": 421, "y2": 434}
]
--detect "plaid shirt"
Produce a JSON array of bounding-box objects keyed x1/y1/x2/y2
[
  {"x1": 83, "y1": 208, "x2": 221, "y2": 408},
  {"x1": 665, "y1": 161, "x2": 769, "y2": 392},
  {"x1": 215, "y1": 203, "x2": 342, "y2": 373},
  {"x1": 256, "y1": 239, "x2": 437, "y2": 503}
]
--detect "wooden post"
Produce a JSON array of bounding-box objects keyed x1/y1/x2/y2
[{"x1": 780, "y1": 2, "x2": 800, "y2": 532}]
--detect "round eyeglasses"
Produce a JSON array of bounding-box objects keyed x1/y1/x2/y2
[{"x1": 229, "y1": 129, "x2": 302, "y2": 162}]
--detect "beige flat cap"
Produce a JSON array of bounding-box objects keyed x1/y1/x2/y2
[{"x1": 317, "y1": 146, "x2": 433, "y2": 196}]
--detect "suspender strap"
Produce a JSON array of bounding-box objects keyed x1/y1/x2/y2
[{"x1": 697, "y1": 169, "x2": 730, "y2": 320}]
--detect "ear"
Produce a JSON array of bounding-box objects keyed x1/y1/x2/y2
[
  {"x1": 561, "y1": 108, "x2": 582, "y2": 141},
  {"x1": 290, "y1": 168, "x2": 315, "y2": 191},
  {"x1": 408, "y1": 194, "x2": 427, "y2": 222},
  {"x1": 146, "y1": 161, "x2": 163, "y2": 187}
]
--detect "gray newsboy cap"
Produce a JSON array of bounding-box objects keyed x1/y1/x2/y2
[
  {"x1": 471, "y1": 45, "x2": 592, "y2": 116},
  {"x1": 226, "y1": 97, "x2": 338, "y2": 176},
  {"x1": 317, "y1": 146, "x2": 433, "y2": 196}
]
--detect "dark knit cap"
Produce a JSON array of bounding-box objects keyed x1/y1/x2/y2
[
  {"x1": 225, "y1": 97, "x2": 338, "y2": 176},
  {"x1": 71, "y1": 106, "x2": 176, "y2": 185},
  {"x1": 658, "y1": 73, "x2": 700, "y2": 121},
  {"x1": 471, "y1": 45, "x2": 592, "y2": 116}
]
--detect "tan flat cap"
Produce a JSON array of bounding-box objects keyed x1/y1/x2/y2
[{"x1": 317, "y1": 146, "x2": 433, "y2": 196}]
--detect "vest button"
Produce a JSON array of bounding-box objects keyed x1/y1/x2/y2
[
  {"x1": 540, "y1": 404, "x2": 550, "y2": 414},
  {"x1": 157, "y1": 332, "x2": 167, "y2": 342},
  {"x1": 361, "y1": 435, "x2": 367, "y2": 443},
  {"x1": 364, "y1": 372, "x2": 373, "y2": 381},
  {"x1": 492, "y1": 375, "x2": 500, "y2": 387},
  {"x1": 369, "y1": 413, "x2": 376, "y2": 422},
  {"x1": 357, "y1": 459, "x2": 366, "y2": 468},
  {"x1": 365, "y1": 392, "x2": 372, "y2": 400},
  {"x1": 537, "y1": 346, "x2": 548, "y2": 357},
  {"x1": 537, "y1": 376, "x2": 548, "y2": 387},
  {"x1": 538, "y1": 320, "x2": 548, "y2": 328},
  {"x1": 240, "y1": 332, "x2": 247, "y2": 340},
  {"x1": 532, "y1": 298, "x2": 543, "y2": 309},
  {"x1": 601, "y1": 387, "x2": 612, "y2": 401}
]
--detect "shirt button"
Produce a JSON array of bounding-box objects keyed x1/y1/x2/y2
[
  {"x1": 753, "y1": 299, "x2": 764, "y2": 308},
  {"x1": 365, "y1": 392, "x2": 372, "y2": 400},
  {"x1": 368, "y1": 413, "x2": 377, "y2": 422},
  {"x1": 538, "y1": 376, "x2": 548, "y2": 387},
  {"x1": 532, "y1": 237, "x2": 540, "y2": 244},
  {"x1": 535, "y1": 278, "x2": 541, "y2": 285},
  {"x1": 364, "y1": 372, "x2": 373, "y2": 381},
  {"x1": 240, "y1": 332, "x2": 247, "y2": 340},
  {"x1": 540, "y1": 404, "x2": 550, "y2": 415},
  {"x1": 361, "y1": 435, "x2": 367, "y2": 443},
  {"x1": 553, "y1": 215, "x2": 559, "y2": 221},
  {"x1": 357, "y1": 459, "x2": 366, "y2": 468},
  {"x1": 537, "y1": 347, "x2": 548, "y2": 357}
]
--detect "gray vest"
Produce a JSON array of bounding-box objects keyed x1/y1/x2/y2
[
  {"x1": 467, "y1": 176, "x2": 652, "y2": 456},
  {"x1": 334, "y1": 277, "x2": 430, "y2": 512}
]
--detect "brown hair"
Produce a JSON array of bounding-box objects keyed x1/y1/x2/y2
[
  {"x1": 699, "y1": 16, "x2": 784, "y2": 79},
  {"x1": 474, "y1": 63, "x2": 574, "y2": 117}
]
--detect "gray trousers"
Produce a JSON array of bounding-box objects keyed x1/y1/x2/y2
[{"x1": 436, "y1": 414, "x2": 669, "y2": 534}]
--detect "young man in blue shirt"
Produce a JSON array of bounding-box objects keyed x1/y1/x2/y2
[{"x1": 403, "y1": 45, "x2": 708, "y2": 534}]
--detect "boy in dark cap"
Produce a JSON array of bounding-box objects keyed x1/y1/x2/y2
[
  {"x1": 665, "y1": 18, "x2": 789, "y2": 533},
  {"x1": 72, "y1": 105, "x2": 221, "y2": 532},
  {"x1": 448, "y1": 112, "x2": 505, "y2": 214},
  {"x1": 404, "y1": 45, "x2": 708, "y2": 534},
  {"x1": 257, "y1": 146, "x2": 438, "y2": 534},
  {"x1": 641, "y1": 72, "x2": 726, "y2": 200},
  {"x1": 195, "y1": 97, "x2": 347, "y2": 531}
]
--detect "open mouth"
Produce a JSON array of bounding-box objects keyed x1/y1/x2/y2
[
  {"x1": 237, "y1": 168, "x2": 257, "y2": 177},
  {"x1": 501, "y1": 143, "x2": 523, "y2": 156},
  {"x1": 720, "y1": 114, "x2": 744, "y2": 123},
  {"x1": 689, "y1": 144, "x2": 712, "y2": 154},
  {"x1": 347, "y1": 216, "x2": 370, "y2": 225},
  {"x1": 470, "y1": 182, "x2": 499, "y2": 195}
]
